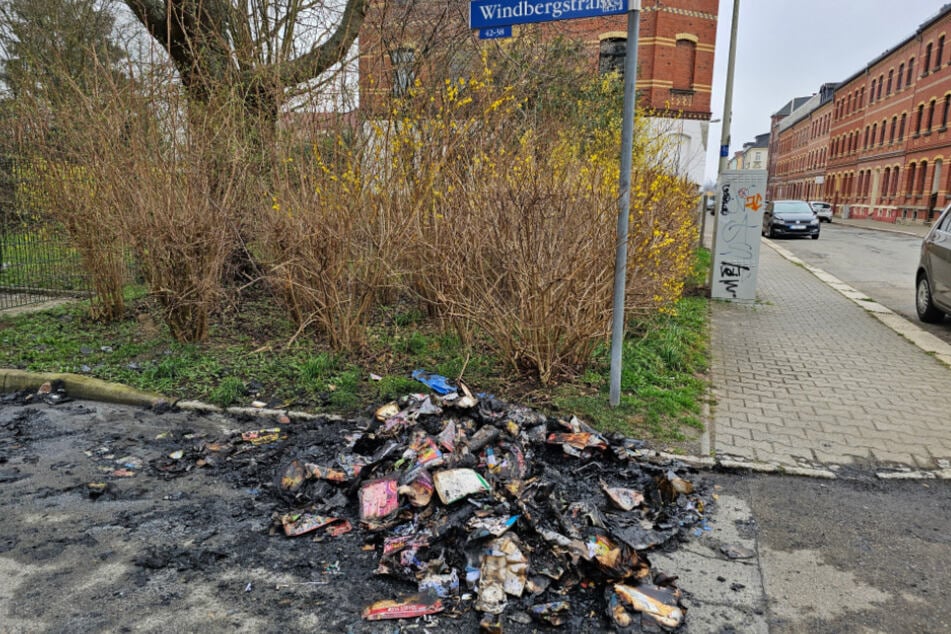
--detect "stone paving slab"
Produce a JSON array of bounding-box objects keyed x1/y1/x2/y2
[{"x1": 711, "y1": 242, "x2": 951, "y2": 472}]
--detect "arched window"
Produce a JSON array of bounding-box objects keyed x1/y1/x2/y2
[
  {"x1": 899, "y1": 113, "x2": 906, "y2": 140},
  {"x1": 943, "y1": 95, "x2": 951, "y2": 129},
  {"x1": 938, "y1": 36, "x2": 946, "y2": 70},
  {"x1": 927, "y1": 99, "x2": 937, "y2": 132},
  {"x1": 907, "y1": 58, "x2": 915, "y2": 86},
  {"x1": 889, "y1": 116, "x2": 897, "y2": 143}
]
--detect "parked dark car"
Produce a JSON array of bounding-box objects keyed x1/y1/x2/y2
[
  {"x1": 762, "y1": 200, "x2": 820, "y2": 239},
  {"x1": 915, "y1": 203, "x2": 951, "y2": 323}
]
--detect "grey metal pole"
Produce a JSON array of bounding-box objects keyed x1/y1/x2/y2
[
  {"x1": 709, "y1": 0, "x2": 741, "y2": 282},
  {"x1": 609, "y1": 0, "x2": 641, "y2": 408},
  {"x1": 699, "y1": 193, "x2": 708, "y2": 250}
]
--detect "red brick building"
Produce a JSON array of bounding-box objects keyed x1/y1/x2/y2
[
  {"x1": 768, "y1": 4, "x2": 951, "y2": 223},
  {"x1": 767, "y1": 86, "x2": 834, "y2": 201},
  {"x1": 358, "y1": 0, "x2": 720, "y2": 185}
]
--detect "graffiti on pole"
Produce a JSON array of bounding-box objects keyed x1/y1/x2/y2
[{"x1": 711, "y1": 170, "x2": 766, "y2": 302}]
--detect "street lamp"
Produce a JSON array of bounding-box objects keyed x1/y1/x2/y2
[{"x1": 709, "y1": 0, "x2": 740, "y2": 283}]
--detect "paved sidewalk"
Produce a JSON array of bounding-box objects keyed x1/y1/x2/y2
[{"x1": 710, "y1": 223, "x2": 951, "y2": 475}]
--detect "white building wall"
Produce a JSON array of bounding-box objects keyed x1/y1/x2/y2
[{"x1": 645, "y1": 116, "x2": 710, "y2": 187}]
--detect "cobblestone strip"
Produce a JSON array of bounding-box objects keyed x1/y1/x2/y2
[{"x1": 711, "y1": 245, "x2": 951, "y2": 471}]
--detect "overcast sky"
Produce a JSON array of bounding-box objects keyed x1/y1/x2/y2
[{"x1": 704, "y1": 0, "x2": 947, "y2": 183}]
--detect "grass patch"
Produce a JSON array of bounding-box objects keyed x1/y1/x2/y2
[
  {"x1": 551, "y1": 295, "x2": 709, "y2": 447},
  {"x1": 0, "y1": 252, "x2": 711, "y2": 450}
]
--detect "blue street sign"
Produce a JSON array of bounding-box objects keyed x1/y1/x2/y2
[
  {"x1": 719, "y1": 144, "x2": 729, "y2": 157},
  {"x1": 470, "y1": 0, "x2": 626, "y2": 30},
  {"x1": 479, "y1": 25, "x2": 513, "y2": 39}
]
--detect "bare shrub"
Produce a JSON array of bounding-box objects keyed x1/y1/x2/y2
[
  {"x1": 12, "y1": 62, "x2": 246, "y2": 340},
  {"x1": 99, "y1": 91, "x2": 245, "y2": 342},
  {"x1": 393, "y1": 67, "x2": 698, "y2": 384},
  {"x1": 254, "y1": 126, "x2": 414, "y2": 351},
  {"x1": 8, "y1": 99, "x2": 132, "y2": 321}
]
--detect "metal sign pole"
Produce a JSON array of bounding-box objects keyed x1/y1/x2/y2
[
  {"x1": 709, "y1": 0, "x2": 741, "y2": 287},
  {"x1": 609, "y1": 0, "x2": 641, "y2": 407}
]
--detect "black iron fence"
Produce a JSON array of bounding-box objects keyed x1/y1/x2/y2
[{"x1": 0, "y1": 156, "x2": 91, "y2": 311}]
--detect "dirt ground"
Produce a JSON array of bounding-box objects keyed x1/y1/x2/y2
[{"x1": 0, "y1": 391, "x2": 713, "y2": 633}]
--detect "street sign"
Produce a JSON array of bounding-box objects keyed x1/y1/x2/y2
[
  {"x1": 469, "y1": 0, "x2": 626, "y2": 30},
  {"x1": 479, "y1": 26, "x2": 513, "y2": 39}
]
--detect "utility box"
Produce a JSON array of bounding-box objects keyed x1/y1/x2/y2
[{"x1": 711, "y1": 169, "x2": 767, "y2": 303}]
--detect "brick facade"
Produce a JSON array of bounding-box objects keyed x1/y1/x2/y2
[
  {"x1": 357, "y1": 0, "x2": 719, "y2": 183},
  {"x1": 768, "y1": 5, "x2": 951, "y2": 223}
]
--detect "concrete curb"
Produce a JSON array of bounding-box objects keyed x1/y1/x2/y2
[{"x1": 0, "y1": 369, "x2": 165, "y2": 408}]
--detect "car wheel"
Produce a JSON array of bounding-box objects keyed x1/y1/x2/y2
[
  {"x1": 916, "y1": 274, "x2": 945, "y2": 323},
  {"x1": 811, "y1": 233, "x2": 819, "y2": 240},
  {"x1": 768, "y1": 225, "x2": 777, "y2": 239}
]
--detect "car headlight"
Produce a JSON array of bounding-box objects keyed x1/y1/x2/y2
[{"x1": 810, "y1": 219, "x2": 819, "y2": 225}]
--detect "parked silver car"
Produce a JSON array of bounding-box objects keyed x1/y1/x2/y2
[
  {"x1": 809, "y1": 201, "x2": 833, "y2": 222},
  {"x1": 915, "y1": 203, "x2": 951, "y2": 322}
]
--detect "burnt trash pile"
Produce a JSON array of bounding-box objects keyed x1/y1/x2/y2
[
  {"x1": 255, "y1": 379, "x2": 713, "y2": 632},
  {"x1": 4, "y1": 375, "x2": 714, "y2": 631}
]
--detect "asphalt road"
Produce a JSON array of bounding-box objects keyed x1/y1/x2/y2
[
  {"x1": 666, "y1": 471, "x2": 951, "y2": 634},
  {"x1": 2, "y1": 397, "x2": 950, "y2": 633}
]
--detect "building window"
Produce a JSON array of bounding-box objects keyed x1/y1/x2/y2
[
  {"x1": 898, "y1": 63, "x2": 905, "y2": 88},
  {"x1": 869, "y1": 79, "x2": 876, "y2": 103},
  {"x1": 879, "y1": 120, "x2": 886, "y2": 145},
  {"x1": 599, "y1": 37, "x2": 626, "y2": 75},
  {"x1": 907, "y1": 163, "x2": 917, "y2": 194},
  {"x1": 890, "y1": 116, "x2": 897, "y2": 143},
  {"x1": 916, "y1": 104, "x2": 924, "y2": 135},
  {"x1": 390, "y1": 46, "x2": 416, "y2": 97},
  {"x1": 943, "y1": 95, "x2": 951, "y2": 129},
  {"x1": 887, "y1": 70, "x2": 893, "y2": 95},
  {"x1": 864, "y1": 126, "x2": 870, "y2": 149},
  {"x1": 907, "y1": 58, "x2": 915, "y2": 86},
  {"x1": 939, "y1": 36, "x2": 946, "y2": 70},
  {"x1": 877, "y1": 74, "x2": 884, "y2": 100},
  {"x1": 919, "y1": 160, "x2": 928, "y2": 195},
  {"x1": 892, "y1": 167, "x2": 900, "y2": 196},
  {"x1": 924, "y1": 43, "x2": 933, "y2": 75},
  {"x1": 883, "y1": 168, "x2": 891, "y2": 197},
  {"x1": 674, "y1": 38, "x2": 697, "y2": 89},
  {"x1": 899, "y1": 113, "x2": 906, "y2": 140},
  {"x1": 927, "y1": 99, "x2": 936, "y2": 132}
]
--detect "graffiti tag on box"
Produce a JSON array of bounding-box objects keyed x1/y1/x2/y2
[{"x1": 711, "y1": 171, "x2": 766, "y2": 301}]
